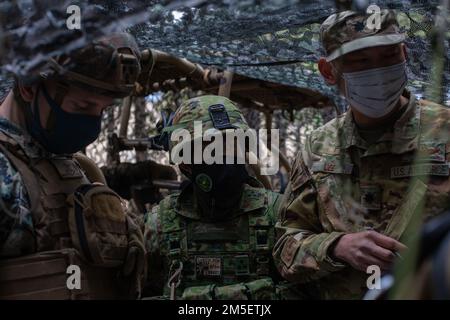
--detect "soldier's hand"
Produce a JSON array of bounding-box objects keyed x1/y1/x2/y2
[{"x1": 331, "y1": 230, "x2": 407, "y2": 272}]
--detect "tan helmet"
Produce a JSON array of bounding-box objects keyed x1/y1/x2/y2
[{"x1": 22, "y1": 32, "x2": 141, "y2": 103}]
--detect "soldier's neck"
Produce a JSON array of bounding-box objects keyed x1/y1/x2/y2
[{"x1": 0, "y1": 90, "x2": 28, "y2": 130}]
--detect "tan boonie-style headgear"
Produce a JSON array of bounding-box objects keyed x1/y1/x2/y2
[{"x1": 320, "y1": 9, "x2": 405, "y2": 62}]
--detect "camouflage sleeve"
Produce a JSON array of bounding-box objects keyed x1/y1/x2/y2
[
  {"x1": 273, "y1": 139, "x2": 346, "y2": 284},
  {"x1": 266, "y1": 190, "x2": 283, "y2": 223},
  {"x1": 143, "y1": 204, "x2": 165, "y2": 294},
  {"x1": 0, "y1": 151, "x2": 34, "y2": 257}
]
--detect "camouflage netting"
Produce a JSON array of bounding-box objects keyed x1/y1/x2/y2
[
  {"x1": 0, "y1": 0, "x2": 448, "y2": 103},
  {"x1": 130, "y1": 0, "x2": 449, "y2": 107},
  {"x1": 0, "y1": 0, "x2": 449, "y2": 188}
]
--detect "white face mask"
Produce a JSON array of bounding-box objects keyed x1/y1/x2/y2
[{"x1": 342, "y1": 61, "x2": 407, "y2": 118}]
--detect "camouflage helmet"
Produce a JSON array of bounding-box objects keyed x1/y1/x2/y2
[
  {"x1": 320, "y1": 10, "x2": 405, "y2": 62},
  {"x1": 163, "y1": 95, "x2": 249, "y2": 154},
  {"x1": 20, "y1": 32, "x2": 141, "y2": 99}
]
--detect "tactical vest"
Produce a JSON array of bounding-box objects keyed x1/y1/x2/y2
[
  {"x1": 158, "y1": 186, "x2": 279, "y2": 299},
  {"x1": 0, "y1": 131, "x2": 129, "y2": 299}
]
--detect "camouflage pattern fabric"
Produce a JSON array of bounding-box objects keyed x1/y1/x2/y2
[
  {"x1": 1, "y1": 2, "x2": 447, "y2": 105},
  {"x1": 274, "y1": 90, "x2": 450, "y2": 299},
  {"x1": 0, "y1": 117, "x2": 40, "y2": 257},
  {"x1": 320, "y1": 10, "x2": 405, "y2": 61},
  {"x1": 163, "y1": 95, "x2": 250, "y2": 152},
  {"x1": 386, "y1": 212, "x2": 450, "y2": 300},
  {"x1": 0, "y1": 115, "x2": 148, "y2": 299},
  {"x1": 143, "y1": 183, "x2": 284, "y2": 300}
]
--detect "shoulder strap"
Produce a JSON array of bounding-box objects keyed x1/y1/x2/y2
[
  {"x1": 73, "y1": 152, "x2": 106, "y2": 184},
  {"x1": 384, "y1": 178, "x2": 428, "y2": 240}
]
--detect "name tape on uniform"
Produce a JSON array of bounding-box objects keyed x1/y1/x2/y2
[{"x1": 391, "y1": 163, "x2": 449, "y2": 178}]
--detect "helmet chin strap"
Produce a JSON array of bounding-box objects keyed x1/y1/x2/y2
[
  {"x1": 53, "y1": 82, "x2": 69, "y2": 107},
  {"x1": 15, "y1": 79, "x2": 70, "y2": 134},
  {"x1": 13, "y1": 84, "x2": 34, "y2": 130},
  {"x1": 40, "y1": 83, "x2": 68, "y2": 132}
]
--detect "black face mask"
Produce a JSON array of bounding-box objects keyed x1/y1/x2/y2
[
  {"x1": 191, "y1": 163, "x2": 248, "y2": 221},
  {"x1": 27, "y1": 85, "x2": 102, "y2": 154}
]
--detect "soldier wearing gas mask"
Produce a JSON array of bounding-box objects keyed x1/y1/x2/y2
[
  {"x1": 0, "y1": 33, "x2": 146, "y2": 299},
  {"x1": 143, "y1": 95, "x2": 284, "y2": 300}
]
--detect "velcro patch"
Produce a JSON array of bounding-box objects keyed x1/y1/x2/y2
[
  {"x1": 418, "y1": 142, "x2": 446, "y2": 162},
  {"x1": 51, "y1": 158, "x2": 84, "y2": 179},
  {"x1": 311, "y1": 159, "x2": 353, "y2": 174},
  {"x1": 360, "y1": 184, "x2": 382, "y2": 210}
]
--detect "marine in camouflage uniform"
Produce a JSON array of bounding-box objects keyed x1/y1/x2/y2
[
  {"x1": 143, "y1": 95, "x2": 284, "y2": 300},
  {"x1": 274, "y1": 10, "x2": 450, "y2": 299},
  {"x1": 0, "y1": 33, "x2": 146, "y2": 299}
]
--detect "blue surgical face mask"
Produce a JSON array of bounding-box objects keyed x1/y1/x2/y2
[{"x1": 27, "y1": 85, "x2": 102, "y2": 154}]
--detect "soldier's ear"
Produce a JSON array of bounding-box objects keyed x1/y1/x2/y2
[
  {"x1": 318, "y1": 57, "x2": 338, "y2": 85},
  {"x1": 17, "y1": 83, "x2": 37, "y2": 103}
]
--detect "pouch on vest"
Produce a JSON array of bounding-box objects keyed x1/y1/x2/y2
[
  {"x1": 67, "y1": 183, "x2": 128, "y2": 267},
  {"x1": 245, "y1": 278, "x2": 276, "y2": 300},
  {"x1": 215, "y1": 283, "x2": 249, "y2": 300},
  {"x1": 181, "y1": 284, "x2": 215, "y2": 300},
  {"x1": 180, "y1": 278, "x2": 275, "y2": 300},
  {"x1": 181, "y1": 283, "x2": 247, "y2": 300}
]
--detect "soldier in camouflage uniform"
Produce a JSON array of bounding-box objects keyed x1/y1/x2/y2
[
  {"x1": 0, "y1": 33, "x2": 146, "y2": 299},
  {"x1": 274, "y1": 10, "x2": 450, "y2": 299},
  {"x1": 143, "y1": 95, "x2": 284, "y2": 300}
]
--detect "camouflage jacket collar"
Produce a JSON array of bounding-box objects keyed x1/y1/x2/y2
[
  {"x1": 176, "y1": 183, "x2": 266, "y2": 220},
  {"x1": 0, "y1": 117, "x2": 51, "y2": 159},
  {"x1": 341, "y1": 90, "x2": 420, "y2": 154}
]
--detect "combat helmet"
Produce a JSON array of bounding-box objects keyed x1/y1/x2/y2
[
  {"x1": 162, "y1": 95, "x2": 250, "y2": 158},
  {"x1": 17, "y1": 32, "x2": 141, "y2": 105}
]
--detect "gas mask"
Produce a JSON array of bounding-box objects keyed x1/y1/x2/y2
[
  {"x1": 342, "y1": 61, "x2": 407, "y2": 118},
  {"x1": 27, "y1": 84, "x2": 102, "y2": 154},
  {"x1": 191, "y1": 163, "x2": 248, "y2": 221}
]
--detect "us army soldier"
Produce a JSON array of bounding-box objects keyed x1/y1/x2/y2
[{"x1": 274, "y1": 10, "x2": 450, "y2": 299}]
